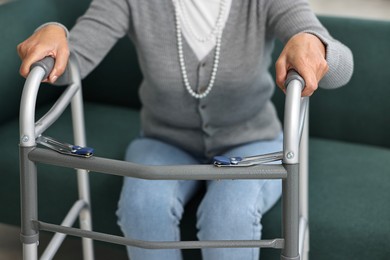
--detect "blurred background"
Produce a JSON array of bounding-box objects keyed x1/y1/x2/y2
[{"x1": 309, "y1": 0, "x2": 390, "y2": 20}]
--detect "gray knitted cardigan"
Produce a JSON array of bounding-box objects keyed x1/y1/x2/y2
[{"x1": 65, "y1": 0, "x2": 353, "y2": 158}]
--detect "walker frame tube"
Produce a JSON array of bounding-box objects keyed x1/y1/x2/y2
[
  {"x1": 299, "y1": 103, "x2": 310, "y2": 260},
  {"x1": 68, "y1": 56, "x2": 94, "y2": 260},
  {"x1": 280, "y1": 72, "x2": 305, "y2": 260},
  {"x1": 19, "y1": 57, "x2": 94, "y2": 260},
  {"x1": 19, "y1": 57, "x2": 308, "y2": 260}
]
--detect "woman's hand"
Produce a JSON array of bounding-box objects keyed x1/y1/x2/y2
[
  {"x1": 17, "y1": 24, "x2": 69, "y2": 83},
  {"x1": 275, "y1": 32, "x2": 329, "y2": 96}
]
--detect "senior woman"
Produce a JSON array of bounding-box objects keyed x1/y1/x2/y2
[{"x1": 18, "y1": 0, "x2": 353, "y2": 259}]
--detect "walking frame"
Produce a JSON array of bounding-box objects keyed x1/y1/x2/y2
[{"x1": 19, "y1": 56, "x2": 310, "y2": 260}]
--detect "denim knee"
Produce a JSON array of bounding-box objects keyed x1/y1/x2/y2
[
  {"x1": 197, "y1": 186, "x2": 263, "y2": 241},
  {"x1": 116, "y1": 179, "x2": 184, "y2": 241}
]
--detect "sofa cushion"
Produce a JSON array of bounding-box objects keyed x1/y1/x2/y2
[
  {"x1": 263, "y1": 138, "x2": 390, "y2": 259},
  {"x1": 307, "y1": 139, "x2": 390, "y2": 259}
]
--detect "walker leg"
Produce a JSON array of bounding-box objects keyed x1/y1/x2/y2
[
  {"x1": 78, "y1": 193, "x2": 94, "y2": 260},
  {"x1": 281, "y1": 164, "x2": 300, "y2": 260},
  {"x1": 20, "y1": 146, "x2": 39, "y2": 260},
  {"x1": 299, "y1": 103, "x2": 310, "y2": 260},
  {"x1": 23, "y1": 243, "x2": 38, "y2": 260},
  {"x1": 302, "y1": 228, "x2": 309, "y2": 260},
  {"x1": 71, "y1": 75, "x2": 94, "y2": 260}
]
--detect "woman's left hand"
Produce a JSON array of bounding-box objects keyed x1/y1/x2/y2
[{"x1": 275, "y1": 32, "x2": 329, "y2": 96}]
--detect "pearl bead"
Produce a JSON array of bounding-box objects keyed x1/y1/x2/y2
[{"x1": 172, "y1": 0, "x2": 226, "y2": 99}]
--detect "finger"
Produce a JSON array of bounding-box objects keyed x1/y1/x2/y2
[
  {"x1": 275, "y1": 57, "x2": 288, "y2": 92},
  {"x1": 300, "y1": 69, "x2": 318, "y2": 97},
  {"x1": 49, "y1": 47, "x2": 69, "y2": 83},
  {"x1": 19, "y1": 49, "x2": 50, "y2": 78},
  {"x1": 17, "y1": 42, "x2": 27, "y2": 59}
]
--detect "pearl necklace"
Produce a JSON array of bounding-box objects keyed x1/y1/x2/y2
[
  {"x1": 173, "y1": 0, "x2": 226, "y2": 99},
  {"x1": 177, "y1": 0, "x2": 226, "y2": 43}
]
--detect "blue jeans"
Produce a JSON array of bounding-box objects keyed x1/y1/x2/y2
[{"x1": 116, "y1": 133, "x2": 283, "y2": 260}]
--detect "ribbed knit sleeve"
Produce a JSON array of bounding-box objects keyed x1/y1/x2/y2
[
  {"x1": 68, "y1": 0, "x2": 131, "y2": 79},
  {"x1": 265, "y1": 0, "x2": 353, "y2": 89}
]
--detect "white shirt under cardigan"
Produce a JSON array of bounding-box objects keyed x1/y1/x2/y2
[
  {"x1": 172, "y1": 0, "x2": 232, "y2": 60},
  {"x1": 55, "y1": 0, "x2": 353, "y2": 158}
]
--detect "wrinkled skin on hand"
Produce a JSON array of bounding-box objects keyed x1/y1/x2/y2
[
  {"x1": 275, "y1": 32, "x2": 329, "y2": 96},
  {"x1": 17, "y1": 24, "x2": 69, "y2": 83}
]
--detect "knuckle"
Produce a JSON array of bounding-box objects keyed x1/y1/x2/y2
[
  {"x1": 322, "y1": 59, "x2": 328, "y2": 66},
  {"x1": 17, "y1": 42, "x2": 26, "y2": 56},
  {"x1": 275, "y1": 75, "x2": 284, "y2": 86},
  {"x1": 324, "y1": 62, "x2": 329, "y2": 73},
  {"x1": 275, "y1": 59, "x2": 284, "y2": 70},
  {"x1": 16, "y1": 42, "x2": 23, "y2": 51},
  {"x1": 306, "y1": 79, "x2": 316, "y2": 91},
  {"x1": 319, "y1": 59, "x2": 329, "y2": 71},
  {"x1": 19, "y1": 66, "x2": 28, "y2": 77}
]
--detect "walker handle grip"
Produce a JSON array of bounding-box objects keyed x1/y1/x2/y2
[
  {"x1": 284, "y1": 70, "x2": 305, "y2": 90},
  {"x1": 31, "y1": 56, "x2": 55, "y2": 79}
]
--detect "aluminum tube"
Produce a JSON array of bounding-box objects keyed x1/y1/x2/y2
[
  {"x1": 19, "y1": 67, "x2": 46, "y2": 147},
  {"x1": 299, "y1": 103, "x2": 310, "y2": 260},
  {"x1": 68, "y1": 56, "x2": 94, "y2": 260},
  {"x1": 23, "y1": 243, "x2": 38, "y2": 260},
  {"x1": 20, "y1": 147, "x2": 39, "y2": 260},
  {"x1": 299, "y1": 104, "x2": 309, "y2": 226},
  {"x1": 34, "y1": 83, "x2": 80, "y2": 137},
  {"x1": 69, "y1": 62, "x2": 92, "y2": 204},
  {"x1": 298, "y1": 217, "x2": 308, "y2": 257},
  {"x1": 299, "y1": 98, "x2": 309, "y2": 143},
  {"x1": 29, "y1": 148, "x2": 287, "y2": 180},
  {"x1": 40, "y1": 200, "x2": 87, "y2": 260},
  {"x1": 281, "y1": 164, "x2": 300, "y2": 260},
  {"x1": 283, "y1": 81, "x2": 303, "y2": 164},
  {"x1": 36, "y1": 221, "x2": 285, "y2": 249}
]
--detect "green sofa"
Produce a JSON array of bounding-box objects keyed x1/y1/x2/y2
[{"x1": 1, "y1": 0, "x2": 390, "y2": 259}]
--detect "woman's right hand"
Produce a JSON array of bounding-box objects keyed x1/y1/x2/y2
[{"x1": 17, "y1": 24, "x2": 69, "y2": 83}]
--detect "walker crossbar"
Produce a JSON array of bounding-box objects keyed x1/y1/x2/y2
[
  {"x1": 36, "y1": 221, "x2": 285, "y2": 249},
  {"x1": 19, "y1": 56, "x2": 309, "y2": 260},
  {"x1": 28, "y1": 148, "x2": 288, "y2": 180},
  {"x1": 34, "y1": 81, "x2": 80, "y2": 137}
]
